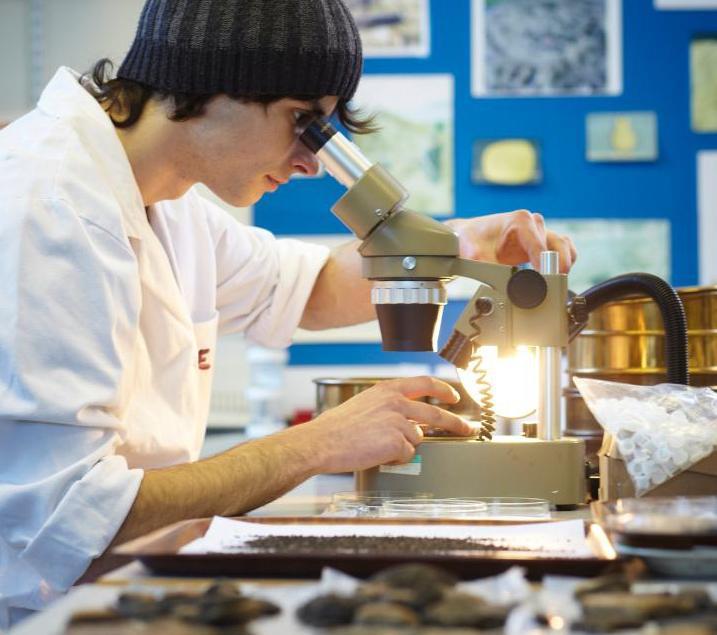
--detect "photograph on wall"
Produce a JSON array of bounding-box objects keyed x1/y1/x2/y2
[
  {"x1": 548, "y1": 219, "x2": 670, "y2": 292},
  {"x1": 586, "y1": 111, "x2": 658, "y2": 162},
  {"x1": 655, "y1": 1, "x2": 717, "y2": 8},
  {"x1": 471, "y1": 0, "x2": 623, "y2": 97},
  {"x1": 350, "y1": 74, "x2": 454, "y2": 216},
  {"x1": 345, "y1": 0, "x2": 430, "y2": 57},
  {"x1": 691, "y1": 37, "x2": 717, "y2": 132},
  {"x1": 472, "y1": 139, "x2": 542, "y2": 185},
  {"x1": 698, "y1": 151, "x2": 717, "y2": 285}
]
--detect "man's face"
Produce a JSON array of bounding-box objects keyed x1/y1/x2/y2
[{"x1": 183, "y1": 95, "x2": 339, "y2": 207}]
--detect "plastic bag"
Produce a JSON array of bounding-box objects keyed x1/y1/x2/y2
[{"x1": 573, "y1": 377, "x2": 717, "y2": 496}]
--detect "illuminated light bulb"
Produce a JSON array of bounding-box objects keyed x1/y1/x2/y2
[
  {"x1": 548, "y1": 615, "x2": 565, "y2": 630},
  {"x1": 456, "y1": 345, "x2": 538, "y2": 420}
]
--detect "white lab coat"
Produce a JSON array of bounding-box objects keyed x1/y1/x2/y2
[{"x1": 0, "y1": 67, "x2": 329, "y2": 625}]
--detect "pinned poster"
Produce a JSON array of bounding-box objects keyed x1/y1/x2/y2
[
  {"x1": 345, "y1": 0, "x2": 431, "y2": 58},
  {"x1": 698, "y1": 151, "x2": 717, "y2": 285},
  {"x1": 471, "y1": 0, "x2": 623, "y2": 97},
  {"x1": 655, "y1": 1, "x2": 717, "y2": 8},
  {"x1": 547, "y1": 219, "x2": 670, "y2": 293},
  {"x1": 350, "y1": 74, "x2": 454, "y2": 216},
  {"x1": 586, "y1": 112, "x2": 658, "y2": 162},
  {"x1": 691, "y1": 37, "x2": 717, "y2": 132},
  {"x1": 472, "y1": 139, "x2": 542, "y2": 185}
]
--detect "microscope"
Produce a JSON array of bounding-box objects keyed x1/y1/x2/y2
[{"x1": 301, "y1": 119, "x2": 586, "y2": 507}]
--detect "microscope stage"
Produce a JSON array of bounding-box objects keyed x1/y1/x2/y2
[{"x1": 355, "y1": 435, "x2": 586, "y2": 507}]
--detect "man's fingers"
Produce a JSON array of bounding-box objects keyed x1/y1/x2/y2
[
  {"x1": 399, "y1": 400, "x2": 474, "y2": 436},
  {"x1": 553, "y1": 234, "x2": 572, "y2": 272},
  {"x1": 386, "y1": 440, "x2": 417, "y2": 466},
  {"x1": 509, "y1": 210, "x2": 548, "y2": 269},
  {"x1": 399, "y1": 440, "x2": 417, "y2": 463},
  {"x1": 563, "y1": 236, "x2": 578, "y2": 266},
  {"x1": 387, "y1": 376, "x2": 460, "y2": 404},
  {"x1": 517, "y1": 211, "x2": 577, "y2": 273},
  {"x1": 546, "y1": 231, "x2": 576, "y2": 272},
  {"x1": 401, "y1": 421, "x2": 424, "y2": 446}
]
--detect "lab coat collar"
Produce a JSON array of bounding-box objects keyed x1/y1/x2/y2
[
  {"x1": 36, "y1": 68, "x2": 194, "y2": 328},
  {"x1": 37, "y1": 67, "x2": 147, "y2": 240}
]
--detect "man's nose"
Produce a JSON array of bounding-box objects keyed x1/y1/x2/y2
[{"x1": 290, "y1": 140, "x2": 321, "y2": 177}]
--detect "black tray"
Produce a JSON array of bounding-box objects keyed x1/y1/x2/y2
[{"x1": 114, "y1": 516, "x2": 623, "y2": 581}]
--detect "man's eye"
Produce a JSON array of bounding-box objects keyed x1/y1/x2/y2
[{"x1": 294, "y1": 112, "x2": 315, "y2": 133}]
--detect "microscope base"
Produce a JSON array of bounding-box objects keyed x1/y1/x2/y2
[{"x1": 355, "y1": 435, "x2": 586, "y2": 507}]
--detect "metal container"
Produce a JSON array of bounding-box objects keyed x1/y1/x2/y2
[
  {"x1": 566, "y1": 285, "x2": 717, "y2": 465},
  {"x1": 314, "y1": 377, "x2": 482, "y2": 419}
]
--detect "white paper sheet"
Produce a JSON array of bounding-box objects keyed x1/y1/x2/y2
[{"x1": 180, "y1": 517, "x2": 594, "y2": 558}]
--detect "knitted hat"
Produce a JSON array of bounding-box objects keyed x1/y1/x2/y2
[{"x1": 118, "y1": 0, "x2": 363, "y2": 99}]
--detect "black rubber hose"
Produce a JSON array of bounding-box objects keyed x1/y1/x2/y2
[{"x1": 574, "y1": 273, "x2": 689, "y2": 385}]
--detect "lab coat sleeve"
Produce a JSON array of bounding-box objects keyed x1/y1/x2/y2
[
  {"x1": 202, "y1": 198, "x2": 331, "y2": 347},
  {"x1": 0, "y1": 197, "x2": 144, "y2": 626}
]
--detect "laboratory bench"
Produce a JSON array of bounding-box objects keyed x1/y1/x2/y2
[
  {"x1": 9, "y1": 472, "x2": 606, "y2": 634},
  {"x1": 10, "y1": 431, "x2": 717, "y2": 633}
]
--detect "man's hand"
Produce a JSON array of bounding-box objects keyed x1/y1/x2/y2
[
  {"x1": 281, "y1": 376, "x2": 475, "y2": 473},
  {"x1": 445, "y1": 210, "x2": 577, "y2": 273}
]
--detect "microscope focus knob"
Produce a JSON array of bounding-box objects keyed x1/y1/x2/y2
[{"x1": 507, "y1": 269, "x2": 548, "y2": 309}]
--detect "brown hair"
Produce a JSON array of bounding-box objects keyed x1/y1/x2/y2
[{"x1": 83, "y1": 58, "x2": 377, "y2": 134}]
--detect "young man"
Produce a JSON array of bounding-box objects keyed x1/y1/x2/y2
[{"x1": 0, "y1": 0, "x2": 576, "y2": 623}]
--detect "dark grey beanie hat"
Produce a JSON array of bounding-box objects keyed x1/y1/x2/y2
[{"x1": 118, "y1": 0, "x2": 363, "y2": 99}]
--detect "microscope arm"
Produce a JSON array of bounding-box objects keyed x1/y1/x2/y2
[
  {"x1": 448, "y1": 256, "x2": 568, "y2": 350},
  {"x1": 358, "y1": 210, "x2": 567, "y2": 351}
]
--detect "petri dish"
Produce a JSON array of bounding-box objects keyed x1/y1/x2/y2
[
  {"x1": 381, "y1": 498, "x2": 489, "y2": 519},
  {"x1": 381, "y1": 497, "x2": 550, "y2": 520},
  {"x1": 324, "y1": 491, "x2": 433, "y2": 517},
  {"x1": 603, "y1": 496, "x2": 717, "y2": 535},
  {"x1": 470, "y1": 497, "x2": 551, "y2": 520}
]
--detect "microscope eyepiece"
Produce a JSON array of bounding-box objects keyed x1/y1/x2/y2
[
  {"x1": 298, "y1": 118, "x2": 374, "y2": 189},
  {"x1": 300, "y1": 119, "x2": 338, "y2": 154}
]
